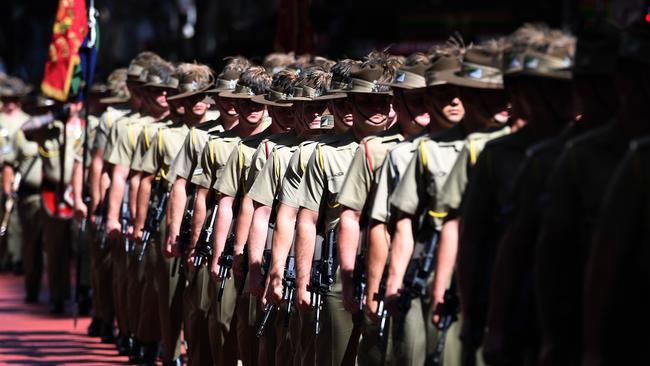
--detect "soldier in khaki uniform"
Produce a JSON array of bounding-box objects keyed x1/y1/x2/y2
[
  {"x1": 453, "y1": 33, "x2": 576, "y2": 364},
  {"x1": 100, "y1": 52, "x2": 162, "y2": 356},
  {"x1": 0, "y1": 77, "x2": 31, "y2": 273},
  {"x1": 83, "y1": 68, "x2": 131, "y2": 339},
  {"x1": 134, "y1": 63, "x2": 214, "y2": 366},
  {"x1": 210, "y1": 66, "x2": 276, "y2": 366},
  {"x1": 0, "y1": 90, "x2": 42, "y2": 301},
  {"x1": 534, "y1": 22, "x2": 650, "y2": 366},
  {"x1": 21, "y1": 98, "x2": 86, "y2": 314},
  {"x1": 103, "y1": 57, "x2": 172, "y2": 362},
  {"x1": 165, "y1": 57, "x2": 249, "y2": 366},
  {"x1": 582, "y1": 25, "x2": 650, "y2": 364},
  {"x1": 247, "y1": 68, "x2": 336, "y2": 365},
  {"x1": 187, "y1": 66, "x2": 270, "y2": 366},
  {"x1": 294, "y1": 56, "x2": 400, "y2": 366},
  {"x1": 483, "y1": 25, "x2": 617, "y2": 366},
  {"x1": 263, "y1": 59, "x2": 357, "y2": 366}
]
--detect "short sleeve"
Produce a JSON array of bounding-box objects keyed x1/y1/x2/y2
[
  {"x1": 215, "y1": 143, "x2": 242, "y2": 197},
  {"x1": 337, "y1": 144, "x2": 373, "y2": 211},
  {"x1": 390, "y1": 149, "x2": 423, "y2": 216},
  {"x1": 297, "y1": 144, "x2": 326, "y2": 212},
  {"x1": 191, "y1": 140, "x2": 216, "y2": 189}
]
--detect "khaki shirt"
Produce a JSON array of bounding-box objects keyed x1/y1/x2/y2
[
  {"x1": 369, "y1": 135, "x2": 428, "y2": 224},
  {"x1": 167, "y1": 118, "x2": 224, "y2": 182},
  {"x1": 73, "y1": 114, "x2": 100, "y2": 166},
  {"x1": 29, "y1": 118, "x2": 84, "y2": 185},
  {"x1": 130, "y1": 120, "x2": 173, "y2": 172},
  {"x1": 247, "y1": 134, "x2": 304, "y2": 207},
  {"x1": 389, "y1": 125, "x2": 467, "y2": 229},
  {"x1": 103, "y1": 111, "x2": 140, "y2": 161},
  {"x1": 4, "y1": 130, "x2": 42, "y2": 190},
  {"x1": 105, "y1": 114, "x2": 152, "y2": 167},
  {"x1": 190, "y1": 129, "x2": 242, "y2": 189},
  {"x1": 216, "y1": 127, "x2": 273, "y2": 197},
  {"x1": 337, "y1": 125, "x2": 404, "y2": 212},
  {"x1": 297, "y1": 130, "x2": 358, "y2": 231},
  {"x1": 93, "y1": 105, "x2": 130, "y2": 153},
  {"x1": 244, "y1": 131, "x2": 303, "y2": 196},
  {"x1": 140, "y1": 123, "x2": 190, "y2": 181},
  {"x1": 438, "y1": 126, "x2": 511, "y2": 214}
]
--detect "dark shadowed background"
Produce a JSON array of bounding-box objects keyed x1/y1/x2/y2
[{"x1": 0, "y1": 0, "x2": 639, "y2": 86}]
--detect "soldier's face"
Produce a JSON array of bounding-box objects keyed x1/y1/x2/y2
[
  {"x1": 329, "y1": 98, "x2": 354, "y2": 127},
  {"x1": 183, "y1": 93, "x2": 209, "y2": 117},
  {"x1": 236, "y1": 98, "x2": 265, "y2": 124},
  {"x1": 146, "y1": 87, "x2": 169, "y2": 109},
  {"x1": 395, "y1": 89, "x2": 431, "y2": 129},
  {"x1": 350, "y1": 93, "x2": 391, "y2": 127},
  {"x1": 216, "y1": 97, "x2": 238, "y2": 117},
  {"x1": 268, "y1": 105, "x2": 295, "y2": 131},
  {"x1": 460, "y1": 87, "x2": 509, "y2": 126},
  {"x1": 298, "y1": 100, "x2": 329, "y2": 130},
  {"x1": 126, "y1": 82, "x2": 142, "y2": 109},
  {"x1": 0, "y1": 97, "x2": 19, "y2": 113},
  {"x1": 428, "y1": 84, "x2": 464, "y2": 124}
]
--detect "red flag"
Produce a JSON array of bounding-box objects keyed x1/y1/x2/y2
[{"x1": 41, "y1": 0, "x2": 88, "y2": 102}]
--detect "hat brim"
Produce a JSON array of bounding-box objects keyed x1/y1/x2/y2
[
  {"x1": 436, "y1": 69, "x2": 503, "y2": 90},
  {"x1": 218, "y1": 90, "x2": 257, "y2": 99},
  {"x1": 167, "y1": 87, "x2": 210, "y2": 101},
  {"x1": 100, "y1": 95, "x2": 130, "y2": 104},
  {"x1": 379, "y1": 81, "x2": 429, "y2": 90},
  {"x1": 289, "y1": 92, "x2": 347, "y2": 102},
  {"x1": 345, "y1": 90, "x2": 393, "y2": 96},
  {"x1": 504, "y1": 69, "x2": 572, "y2": 80},
  {"x1": 251, "y1": 94, "x2": 293, "y2": 107}
]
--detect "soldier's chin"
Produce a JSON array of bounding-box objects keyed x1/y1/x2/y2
[
  {"x1": 365, "y1": 116, "x2": 387, "y2": 126},
  {"x1": 243, "y1": 116, "x2": 262, "y2": 125}
]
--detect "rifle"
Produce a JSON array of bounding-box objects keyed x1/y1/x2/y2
[
  {"x1": 120, "y1": 190, "x2": 131, "y2": 253},
  {"x1": 397, "y1": 213, "x2": 439, "y2": 313},
  {"x1": 93, "y1": 196, "x2": 108, "y2": 249},
  {"x1": 0, "y1": 160, "x2": 28, "y2": 237},
  {"x1": 431, "y1": 280, "x2": 459, "y2": 366},
  {"x1": 173, "y1": 185, "x2": 196, "y2": 277},
  {"x1": 374, "y1": 268, "x2": 389, "y2": 339},
  {"x1": 353, "y1": 244, "x2": 367, "y2": 314},
  {"x1": 307, "y1": 228, "x2": 338, "y2": 335},
  {"x1": 216, "y1": 187, "x2": 244, "y2": 302},
  {"x1": 282, "y1": 255, "x2": 296, "y2": 327},
  {"x1": 138, "y1": 179, "x2": 169, "y2": 261}
]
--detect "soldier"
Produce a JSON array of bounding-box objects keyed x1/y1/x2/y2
[
  {"x1": 535, "y1": 19, "x2": 650, "y2": 366},
  {"x1": 484, "y1": 23, "x2": 619, "y2": 366},
  {"x1": 188, "y1": 65, "x2": 270, "y2": 366},
  {"x1": 103, "y1": 57, "x2": 172, "y2": 362},
  {"x1": 100, "y1": 51, "x2": 162, "y2": 356},
  {"x1": 83, "y1": 68, "x2": 131, "y2": 339},
  {"x1": 293, "y1": 53, "x2": 399, "y2": 366},
  {"x1": 336, "y1": 52, "x2": 443, "y2": 365},
  {"x1": 165, "y1": 57, "x2": 249, "y2": 366},
  {"x1": 21, "y1": 96, "x2": 85, "y2": 314},
  {"x1": 361, "y1": 40, "x2": 465, "y2": 365},
  {"x1": 247, "y1": 67, "x2": 335, "y2": 365},
  {"x1": 263, "y1": 58, "x2": 358, "y2": 366},
  {"x1": 210, "y1": 65, "x2": 279, "y2": 366},
  {"x1": 0, "y1": 81, "x2": 41, "y2": 301},
  {"x1": 0, "y1": 77, "x2": 31, "y2": 273},
  {"x1": 454, "y1": 30, "x2": 576, "y2": 365}
]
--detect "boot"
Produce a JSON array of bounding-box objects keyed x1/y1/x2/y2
[
  {"x1": 100, "y1": 321, "x2": 116, "y2": 343},
  {"x1": 87, "y1": 317, "x2": 102, "y2": 337},
  {"x1": 128, "y1": 339, "x2": 143, "y2": 364},
  {"x1": 140, "y1": 342, "x2": 160, "y2": 366}
]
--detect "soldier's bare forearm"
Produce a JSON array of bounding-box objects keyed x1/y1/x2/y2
[
  {"x1": 190, "y1": 187, "x2": 208, "y2": 249},
  {"x1": 248, "y1": 202, "x2": 271, "y2": 266},
  {"x1": 128, "y1": 172, "x2": 141, "y2": 219},
  {"x1": 213, "y1": 195, "x2": 234, "y2": 261},
  {"x1": 270, "y1": 204, "x2": 298, "y2": 278},
  {"x1": 106, "y1": 165, "x2": 129, "y2": 223},
  {"x1": 167, "y1": 177, "x2": 187, "y2": 236},
  {"x1": 386, "y1": 214, "x2": 415, "y2": 294},
  {"x1": 72, "y1": 161, "x2": 84, "y2": 205},
  {"x1": 434, "y1": 218, "x2": 459, "y2": 300},
  {"x1": 295, "y1": 208, "x2": 318, "y2": 291},
  {"x1": 338, "y1": 207, "x2": 361, "y2": 281},
  {"x1": 134, "y1": 174, "x2": 154, "y2": 234},
  {"x1": 89, "y1": 148, "x2": 105, "y2": 212},
  {"x1": 367, "y1": 221, "x2": 390, "y2": 300},
  {"x1": 2, "y1": 164, "x2": 14, "y2": 195},
  {"x1": 233, "y1": 196, "x2": 254, "y2": 254}
]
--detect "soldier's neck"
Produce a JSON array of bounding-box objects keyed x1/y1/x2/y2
[
  {"x1": 237, "y1": 120, "x2": 266, "y2": 137},
  {"x1": 220, "y1": 115, "x2": 239, "y2": 131}
]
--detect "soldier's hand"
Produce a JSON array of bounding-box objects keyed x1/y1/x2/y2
[
  {"x1": 210, "y1": 260, "x2": 221, "y2": 282},
  {"x1": 163, "y1": 235, "x2": 175, "y2": 258},
  {"x1": 133, "y1": 225, "x2": 144, "y2": 243},
  {"x1": 364, "y1": 295, "x2": 380, "y2": 323},
  {"x1": 186, "y1": 247, "x2": 196, "y2": 269},
  {"x1": 232, "y1": 252, "x2": 245, "y2": 278},
  {"x1": 74, "y1": 202, "x2": 87, "y2": 222},
  {"x1": 248, "y1": 264, "x2": 265, "y2": 299},
  {"x1": 341, "y1": 275, "x2": 358, "y2": 314},
  {"x1": 106, "y1": 219, "x2": 121, "y2": 240},
  {"x1": 431, "y1": 288, "x2": 446, "y2": 325},
  {"x1": 267, "y1": 273, "x2": 284, "y2": 306},
  {"x1": 296, "y1": 287, "x2": 312, "y2": 313},
  {"x1": 385, "y1": 288, "x2": 401, "y2": 317}
]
